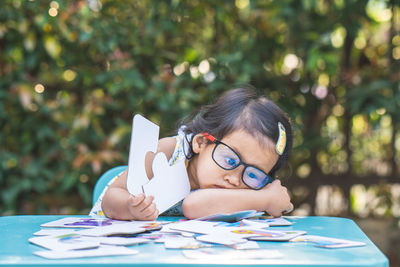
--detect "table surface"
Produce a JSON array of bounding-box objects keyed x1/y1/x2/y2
[{"x1": 0, "y1": 215, "x2": 388, "y2": 267}]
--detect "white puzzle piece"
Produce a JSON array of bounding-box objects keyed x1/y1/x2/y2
[
  {"x1": 40, "y1": 217, "x2": 124, "y2": 228},
  {"x1": 77, "y1": 221, "x2": 162, "y2": 237},
  {"x1": 83, "y1": 236, "x2": 151, "y2": 246},
  {"x1": 126, "y1": 114, "x2": 191, "y2": 215},
  {"x1": 196, "y1": 234, "x2": 247, "y2": 246},
  {"x1": 168, "y1": 220, "x2": 218, "y2": 235},
  {"x1": 143, "y1": 153, "x2": 190, "y2": 214},
  {"x1": 290, "y1": 235, "x2": 366, "y2": 248},
  {"x1": 33, "y1": 245, "x2": 138, "y2": 259},
  {"x1": 29, "y1": 234, "x2": 100, "y2": 251},
  {"x1": 127, "y1": 114, "x2": 159, "y2": 195},
  {"x1": 34, "y1": 229, "x2": 77, "y2": 236}
]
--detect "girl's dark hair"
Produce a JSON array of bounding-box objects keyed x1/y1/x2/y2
[{"x1": 182, "y1": 87, "x2": 293, "y2": 178}]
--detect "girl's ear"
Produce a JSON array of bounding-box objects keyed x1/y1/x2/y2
[{"x1": 192, "y1": 134, "x2": 208, "y2": 154}]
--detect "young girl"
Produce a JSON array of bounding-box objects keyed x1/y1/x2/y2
[{"x1": 90, "y1": 87, "x2": 293, "y2": 220}]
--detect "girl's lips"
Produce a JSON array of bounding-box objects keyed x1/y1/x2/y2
[{"x1": 214, "y1": 185, "x2": 226, "y2": 189}]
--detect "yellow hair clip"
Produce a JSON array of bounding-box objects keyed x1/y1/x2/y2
[{"x1": 276, "y1": 122, "x2": 287, "y2": 155}]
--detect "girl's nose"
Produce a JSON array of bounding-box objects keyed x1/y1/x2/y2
[{"x1": 223, "y1": 168, "x2": 242, "y2": 187}]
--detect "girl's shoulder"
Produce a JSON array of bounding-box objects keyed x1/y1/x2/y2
[
  {"x1": 157, "y1": 137, "x2": 177, "y2": 160},
  {"x1": 167, "y1": 127, "x2": 192, "y2": 166}
]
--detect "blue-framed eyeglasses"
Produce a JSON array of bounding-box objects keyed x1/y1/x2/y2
[{"x1": 203, "y1": 133, "x2": 274, "y2": 190}]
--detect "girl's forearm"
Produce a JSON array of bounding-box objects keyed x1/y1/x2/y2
[{"x1": 181, "y1": 188, "x2": 267, "y2": 219}]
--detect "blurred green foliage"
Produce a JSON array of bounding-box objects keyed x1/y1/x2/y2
[{"x1": 0, "y1": 0, "x2": 399, "y2": 217}]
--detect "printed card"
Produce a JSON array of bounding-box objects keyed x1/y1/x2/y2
[
  {"x1": 29, "y1": 234, "x2": 100, "y2": 251},
  {"x1": 135, "y1": 232, "x2": 175, "y2": 242},
  {"x1": 196, "y1": 210, "x2": 264, "y2": 223},
  {"x1": 34, "y1": 229, "x2": 77, "y2": 236},
  {"x1": 86, "y1": 236, "x2": 151, "y2": 246},
  {"x1": 77, "y1": 221, "x2": 162, "y2": 237},
  {"x1": 168, "y1": 220, "x2": 219, "y2": 235},
  {"x1": 249, "y1": 230, "x2": 306, "y2": 241},
  {"x1": 247, "y1": 217, "x2": 293, "y2": 226},
  {"x1": 290, "y1": 235, "x2": 366, "y2": 248},
  {"x1": 216, "y1": 219, "x2": 269, "y2": 229},
  {"x1": 153, "y1": 233, "x2": 183, "y2": 243},
  {"x1": 210, "y1": 227, "x2": 262, "y2": 238},
  {"x1": 164, "y1": 237, "x2": 214, "y2": 249},
  {"x1": 195, "y1": 234, "x2": 248, "y2": 246},
  {"x1": 230, "y1": 240, "x2": 260, "y2": 250},
  {"x1": 33, "y1": 245, "x2": 139, "y2": 259},
  {"x1": 173, "y1": 224, "x2": 296, "y2": 240},
  {"x1": 214, "y1": 227, "x2": 293, "y2": 239},
  {"x1": 40, "y1": 217, "x2": 123, "y2": 228},
  {"x1": 160, "y1": 224, "x2": 183, "y2": 234}
]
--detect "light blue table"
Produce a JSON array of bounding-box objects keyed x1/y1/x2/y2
[{"x1": 0, "y1": 215, "x2": 388, "y2": 267}]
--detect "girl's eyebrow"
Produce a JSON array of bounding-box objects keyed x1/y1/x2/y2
[
  {"x1": 226, "y1": 143, "x2": 242, "y2": 158},
  {"x1": 228, "y1": 143, "x2": 269, "y2": 173}
]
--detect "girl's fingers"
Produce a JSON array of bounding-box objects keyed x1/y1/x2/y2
[
  {"x1": 129, "y1": 194, "x2": 145, "y2": 206},
  {"x1": 144, "y1": 207, "x2": 159, "y2": 221},
  {"x1": 283, "y1": 203, "x2": 294, "y2": 214},
  {"x1": 138, "y1": 195, "x2": 154, "y2": 212},
  {"x1": 142, "y1": 203, "x2": 157, "y2": 218},
  {"x1": 128, "y1": 194, "x2": 159, "y2": 220}
]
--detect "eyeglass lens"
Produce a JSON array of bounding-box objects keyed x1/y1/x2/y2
[
  {"x1": 212, "y1": 142, "x2": 272, "y2": 189},
  {"x1": 213, "y1": 143, "x2": 240, "y2": 169}
]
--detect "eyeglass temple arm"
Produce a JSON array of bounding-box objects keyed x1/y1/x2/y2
[{"x1": 202, "y1": 132, "x2": 216, "y2": 142}]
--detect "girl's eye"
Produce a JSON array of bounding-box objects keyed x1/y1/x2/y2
[
  {"x1": 246, "y1": 171, "x2": 258, "y2": 179},
  {"x1": 225, "y1": 157, "x2": 238, "y2": 167}
]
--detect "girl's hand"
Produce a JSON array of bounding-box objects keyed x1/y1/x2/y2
[
  {"x1": 127, "y1": 194, "x2": 159, "y2": 221},
  {"x1": 259, "y1": 179, "x2": 293, "y2": 217}
]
